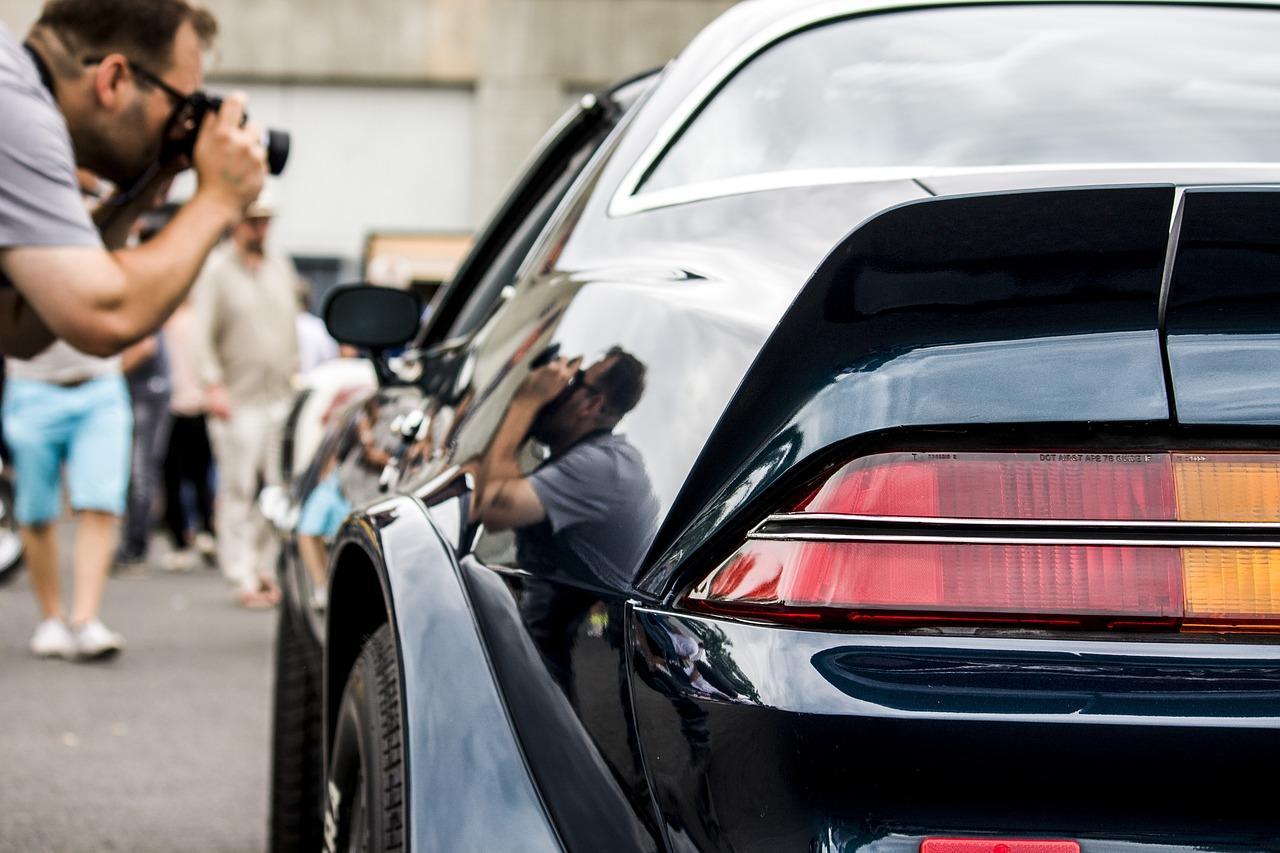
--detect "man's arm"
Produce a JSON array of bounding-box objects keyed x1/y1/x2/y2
[
  {"x1": 473, "y1": 356, "x2": 579, "y2": 531},
  {"x1": 0, "y1": 96, "x2": 266, "y2": 358}
]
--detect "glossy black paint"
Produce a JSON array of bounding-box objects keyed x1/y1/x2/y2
[
  {"x1": 629, "y1": 608, "x2": 1280, "y2": 850},
  {"x1": 644, "y1": 185, "x2": 1177, "y2": 596},
  {"x1": 1165, "y1": 186, "x2": 1280, "y2": 425},
  {"x1": 268, "y1": 3, "x2": 1280, "y2": 851},
  {"x1": 459, "y1": 557, "x2": 661, "y2": 852},
  {"x1": 328, "y1": 495, "x2": 561, "y2": 853}
]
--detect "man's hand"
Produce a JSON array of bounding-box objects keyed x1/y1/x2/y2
[
  {"x1": 515, "y1": 356, "x2": 580, "y2": 408},
  {"x1": 205, "y1": 383, "x2": 232, "y2": 420},
  {"x1": 192, "y1": 93, "x2": 267, "y2": 218}
]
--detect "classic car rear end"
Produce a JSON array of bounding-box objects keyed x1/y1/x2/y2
[
  {"x1": 626, "y1": 186, "x2": 1280, "y2": 851},
  {"x1": 272, "y1": 2, "x2": 1280, "y2": 851}
]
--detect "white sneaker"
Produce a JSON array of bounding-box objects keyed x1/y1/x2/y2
[
  {"x1": 71, "y1": 619, "x2": 124, "y2": 661},
  {"x1": 30, "y1": 619, "x2": 75, "y2": 659},
  {"x1": 162, "y1": 548, "x2": 197, "y2": 572},
  {"x1": 193, "y1": 531, "x2": 216, "y2": 559}
]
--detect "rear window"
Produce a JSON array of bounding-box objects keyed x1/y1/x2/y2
[{"x1": 639, "y1": 4, "x2": 1280, "y2": 195}]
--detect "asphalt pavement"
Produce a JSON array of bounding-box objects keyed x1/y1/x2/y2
[{"x1": 0, "y1": 525, "x2": 276, "y2": 853}]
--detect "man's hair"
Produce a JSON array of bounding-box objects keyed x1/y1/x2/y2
[
  {"x1": 596, "y1": 346, "x2": 647, "y2": 419},
  {"x1": 37, "y1": 0, "x2": 217, "y2": 72}
]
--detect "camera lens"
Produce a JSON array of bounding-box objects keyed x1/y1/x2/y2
[{"x1": 264, "y1": 129, "x2": 290, "y2": 176}]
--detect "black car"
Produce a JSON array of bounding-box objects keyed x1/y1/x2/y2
[{"x1": 268, "y1": 2, "x2": 1280, "y2": 851}]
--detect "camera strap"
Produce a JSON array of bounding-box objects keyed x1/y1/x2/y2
[{"x1": 23, "y1": 42, "x2": 56, "y2": 98}]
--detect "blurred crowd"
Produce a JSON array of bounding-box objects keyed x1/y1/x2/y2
[{"x1": 2, "y1": 173, "x2": 340, "y2": 661}]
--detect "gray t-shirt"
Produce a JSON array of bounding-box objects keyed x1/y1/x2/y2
[
  {"x1": 0, "y1": 24, "x2": 101, "y2": 289},
  {"x1": 525, "y1": 431, "x2": 660, "y2": 590}
]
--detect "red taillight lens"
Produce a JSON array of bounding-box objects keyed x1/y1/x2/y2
[
  {"x1": 799, "y1": 452, "x2": 1176, "y2": 519},
  {"x1": 695, "y1": 540, "x2": 1183, "y2": 626},
  {"x1": 687, "y1": 451, "x2": 1280, "y2": 633},
  {"x1": 921, "y1": 841, "x2": 1080, "y2": 853}
]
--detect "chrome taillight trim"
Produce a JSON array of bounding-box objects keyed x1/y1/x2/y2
[
  {"x1": 759, "y1": 512, "x2": 1280, "y2": 531},
  {"x1": 750, "y1": 513, "x2": 1280, "y2": 548},
  {"x1": 748, "y1": 531, "x2": 1280, "y2": 548}
]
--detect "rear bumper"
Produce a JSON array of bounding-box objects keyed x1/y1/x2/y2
[{"x1": 628, "y1": 607, "x2": 1280, "y2": 851}]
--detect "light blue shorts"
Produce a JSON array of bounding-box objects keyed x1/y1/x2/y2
[
  {"x1": 2, "y1": 375, "x2": 132, "y2": 525},
  {"x1": 297, "y1": 470, "x2": 352, "y2": 539}
]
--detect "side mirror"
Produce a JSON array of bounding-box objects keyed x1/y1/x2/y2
[{"x1": 323, "y1": 284, "x2": 422, "y2": 351}]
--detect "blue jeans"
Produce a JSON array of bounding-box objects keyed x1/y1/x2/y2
[{"x1": 119, "y1": 392, "x2": 172, "y2": 560}]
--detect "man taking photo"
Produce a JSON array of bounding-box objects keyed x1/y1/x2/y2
[{"x1": 0, "y1": 0, "x2": 267, "y2": 358}]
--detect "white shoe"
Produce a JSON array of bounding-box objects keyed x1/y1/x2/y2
[
  {"x1": 162, "y1": 548, "x2": 198, "y2": 572},
  {"x1": 71, "y1": 619, "x2": 124, "y2": 661},
  {"x1": 193, "y1": 532, "x2": 216, "y2": 559},
  {"x1": 30, "y1": 619, "x2": 75, "y2": 659}
]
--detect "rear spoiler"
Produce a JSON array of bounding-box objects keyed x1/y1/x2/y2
[{"x1": 644, "y1": 183, "x2": 1182, "y2": 596}]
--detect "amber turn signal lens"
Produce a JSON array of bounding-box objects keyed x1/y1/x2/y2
[
  {"x1": 1182, "y1": 548, "x2": 1280, "y2": 621},
  {"x1": 1173, "y1": 453, "x2": 1280, "y2": 522}
]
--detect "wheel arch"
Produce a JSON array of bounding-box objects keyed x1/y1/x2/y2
[
  {"x1": 325, "y1": 538, "x2": 392, "y2": 749},
  {"x1": 321, "y1": 496, "x2": 563, "y2": 852}
]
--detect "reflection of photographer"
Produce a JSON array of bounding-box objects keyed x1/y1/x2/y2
[
  {"x1": 473, "y1": 346, "x2": 659, "y2": 588},
  {"x1": 0, "y1": 0, "x2": 269, "y2": 359}
]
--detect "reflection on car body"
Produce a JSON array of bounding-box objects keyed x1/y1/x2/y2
[{"x1": 266, "y1": 3, "x2": 1280, "y2": 852}]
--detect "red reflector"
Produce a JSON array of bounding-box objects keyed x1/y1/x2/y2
[
  {"x1": 694, "y1": 539, "x2": 1183, "y2": 621},
  {"x1": 801, "y1": 452, "x2": 1176, "y2": 520},
  {"x1": 921, "y1": 841, "x2": 1080, "y2": 853}
]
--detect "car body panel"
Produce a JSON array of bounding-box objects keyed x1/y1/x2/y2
[
  {"x1": 270, "y1": 2, "x2": 1280, "y2": 850},
  {"x1": 1165, "y1": 186, "x2": 1280, "y2": 425},
  {"x1": 458, "y1": 556, "x2": 662, "y2": 852},
  {"x1": 328, "y1": 496, "x2": 562, "y2": 852},
  {"x1": 629, "y1": 607, "x2": 1280, "y2": 850},
  {"x1": 644, "y1": 184, "x2": 1178, "y2": 595}
]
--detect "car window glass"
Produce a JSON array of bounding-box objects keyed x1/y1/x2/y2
[{"x1": 640, "y1": 5, "x2": 1280, "y2": 195}]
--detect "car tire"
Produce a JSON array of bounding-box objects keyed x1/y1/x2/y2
[
  {"x1": 269, "y1": 601, "x2": 324, "y2": 852},
  {"x1": 324, "y1": 623, "x2": 405, "y2": 853}
]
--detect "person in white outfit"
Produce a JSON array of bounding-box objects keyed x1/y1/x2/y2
[{"x1": 188, "y1": 196, "x2": 297, "y2": 608}]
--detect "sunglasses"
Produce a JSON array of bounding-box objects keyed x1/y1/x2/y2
[
  {"x1": 568, "y1": 368, "x2": 603, "y2": 398},
  {"x1": 82, "y1": 55, "x2": 201, "y2": 138}
]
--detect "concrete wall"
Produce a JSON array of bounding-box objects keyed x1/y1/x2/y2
[{"x1": 1, "y1": 0, "x2": 734, "y2": 255}]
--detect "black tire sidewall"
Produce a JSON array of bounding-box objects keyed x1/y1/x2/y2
[
  {"x1": 269, "y1": 602, "x2": 324, "y2": 852},
  {"x1": 324, "y1": 624, "x2": 405, "y2": 853}
]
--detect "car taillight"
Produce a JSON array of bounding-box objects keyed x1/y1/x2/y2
[{"x1": 686, "y1": 451, "x2": 1280, "y2": 633}]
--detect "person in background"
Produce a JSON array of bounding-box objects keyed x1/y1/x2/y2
[
  {"x1": 189, "y1": 195, "x2": 298, "y2": 607},
  {"x1": 114, "y1": 210, "x2": 175, "y2": 572},
  {"x1": 114, "y1": 331, "x2": 170, "y2": 572},
  {"x1": 294, "y1": 279, "x2": 338, "y2": 375},
  {"x1": 3, "y1": 170, "x2": 131, "y2": 659},
  {"x1": 160, "y1": 288, "x2": 214, "y2": 571}
]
